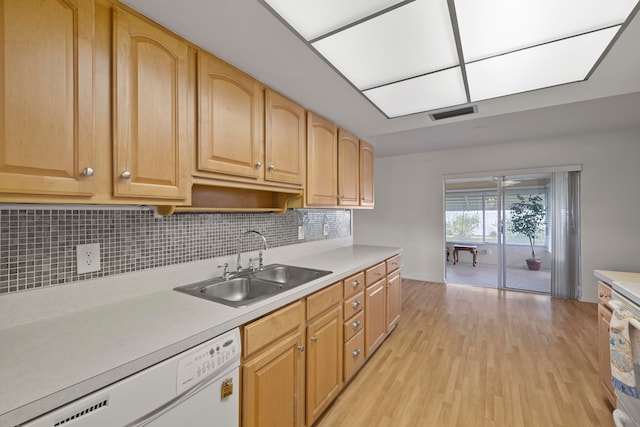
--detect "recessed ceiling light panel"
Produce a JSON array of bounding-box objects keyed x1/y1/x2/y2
[
  {"x1": 312, "y1": 0, "x2": 458, "y2": 90},
  {"x1": 454, "y1": 0, "x2": 638, "y2": 61},
  {"x1": 363, "y1": 68, "x2": 467, "y2": 117},
  {"x1": 466, "y1": 26, "x2": 620, "y2": 102},
  {"x1": 263, "y1": 0, "x2": 406, "y2": 41}
]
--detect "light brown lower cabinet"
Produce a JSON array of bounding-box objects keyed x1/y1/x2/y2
[
  {"x1": 365, "y1": 278, "x2": 387, "y2": 358},
  {"x1": 387, "y1": 271, "x2": 402, "y2": 332},
  {"x1": 306, "y1": 297, "x2": 343, "y2": 425},
  {"x1": 597, "y1": 280, "x2": 616, "y2": 407},
  {"x1": 242, "y1": 301, "x2": 306, "y2": 427},
  {"x1": 242, "y1": 257, "x2": 401, "y2": 426}
]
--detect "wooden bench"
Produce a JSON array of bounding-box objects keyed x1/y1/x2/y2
[{"x1": 453, "y1": 244, "x2": 478, "y2": 267}]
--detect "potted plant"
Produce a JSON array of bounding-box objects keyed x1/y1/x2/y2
[{"x1": 508, "y1": 194, "x2": 546, "y2": 270}]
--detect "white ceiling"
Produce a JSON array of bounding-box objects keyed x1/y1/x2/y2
[{"x1": 121, "y1": 0, "x2": 640, "y2": 158}]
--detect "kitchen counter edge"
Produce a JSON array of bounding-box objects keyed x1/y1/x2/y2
[{"x1": 1, "y1": 244, "x2": 401, "y2": 426}]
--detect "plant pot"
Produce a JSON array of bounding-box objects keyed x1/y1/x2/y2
[{"x1": 526, "y1": 258, "x2": 542, "y2": 271}]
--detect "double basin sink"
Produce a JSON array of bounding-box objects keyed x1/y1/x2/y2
[{"x1": 174, "y1": 264, "x2": 332, "y2": 307}]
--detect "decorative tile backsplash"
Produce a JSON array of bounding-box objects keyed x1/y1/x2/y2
[{"x1": 0, "y1": 207, "x2": 351, "y2": 294}]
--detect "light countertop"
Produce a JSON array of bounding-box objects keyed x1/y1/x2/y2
[
  {"x1": 594, "y1": 269, "x2": 640, "y2": 306},
  {"x1": 0, "y1": 243, "x2": 401, "y2": 426}
]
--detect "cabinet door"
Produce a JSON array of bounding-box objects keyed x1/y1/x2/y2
[
  {"x1": 113, "y1": 8, "x2": 190, "y2": 200},
  {"x1": 306, "y1": 112, "x2": 337, "y2": 206},
  {"x1": 365, "y1": 279, "x2": 387, "y2": 358},
  {"x1": 598, "y1": 303, "x2": 616, "y2": 406},
  {"x1": 359, "y1": 140, "x2": 375, "y2": 207},
  {"x1": 387, "y1": 272, "x2": 402, "y2": 332},
  {"x1": 265, "y1": 90, "x2": 305, "y2": 186},
  {"x1": 243, "y1": 329, "x2": 305, "y2": 427},
  {"x1": 337, "y1": 129, "x2": 359, "y2": 206},
  {"x1": 0, "y1": 0, "x2": 95, "y2": 197},
  {"x1": 306, "y1": 306, "x2": 343, "y2": 426},
  {"x1": 344, "y1": 330, "x2": 366, "y2": 382},
  {"x1": 198, "y1": 51, "x2": 264, "y2": 179}
]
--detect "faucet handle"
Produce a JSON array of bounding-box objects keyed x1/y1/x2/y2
[
  {"x1": 217, "y1": 263, "x2": 230, "y2": 279},
  {"x1": 258, "y1": 250, "x2": 264, "y2": 270}
]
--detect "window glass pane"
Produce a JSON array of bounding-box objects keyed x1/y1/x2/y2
[
  {"x1": 504, "y1": 189, "x2": 547, "y2": 246},
  {"x1": 446, "y1": 187, "x2": 546, "y2": 245},
  {"x1": 446, "y1": 210, "x2": 483, "y2": 243}
]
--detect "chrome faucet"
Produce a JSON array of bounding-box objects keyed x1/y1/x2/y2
[{"x1": 236, "y1": 230, "x2": 269, "y2": 272}]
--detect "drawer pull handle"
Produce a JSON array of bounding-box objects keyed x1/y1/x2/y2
[
  {"x1": 82, "y1": 167, "x2": 94, "y2": 177},
  {"x1": 268, "y1": 164, "x2": 275, "y2": 171},
  {"x1": 352, "y1": 320, "x2": 361, "y2": 330},
  {"x1": 120, "y1": 171, "x2": 132, "y2": 180},
  {"x1": 353, "y1": 348, "x2": 361, "y2": 358},
  {"x1": 310, "y1": 336, "x2": 318, "y2": 343},
  {"x1": 298, "y1": 345, "x2": 305, "y2": 352},
  {"x1": 255, "y1": 161, "x2": 263, "y2": 168},
  {"x1": 353, "y1": 280, "x2": 360, "y2": 288},
  {"x1": 352, "y1": 300, "x2": 361, "y2": 309}
]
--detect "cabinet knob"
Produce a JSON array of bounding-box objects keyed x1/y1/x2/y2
[
  {"x1": 120, "y1": 171, "x2": 132, "y2": 180},
  {"x1": 352, "y1": 280, "x2": 360, "y2": 289},
  {"x1": 352, "y1": 348, "x2": 361, "y2": 358},
  {"x1": 352, "y1": 320, "x2": 361, "y2": 330},
  {"x1": 255, "y1": 161, "x2": 262, "y2": 168},
  {"x1": 310, "y1": 336, "x2": 318, "y2": 343},
  {"x1": 268, "y1": 164, "x2": 275, "y2": 171},
  {"x1": 352, "y1": 300, "x2": 361, "y2": 309},
  {"x1": 82, "y1": 167, "x2": 94, "y2": 177},
  {"x1": 298, "y1": 345, "x2": 305, "y2": 352}
]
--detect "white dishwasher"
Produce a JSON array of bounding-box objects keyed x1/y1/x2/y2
[{"x1": 22, "y1": 328, "x2": 241, "y2": 427}]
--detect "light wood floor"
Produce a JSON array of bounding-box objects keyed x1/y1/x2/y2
[{"x1": 316, "y1": 279, "x2": 613, "y2": 427}]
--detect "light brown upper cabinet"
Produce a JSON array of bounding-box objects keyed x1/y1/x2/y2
[
  {"x1": 113, "y1": 7, "x2": 190, "y2": 200},
  {"x1": 307, "y1": 112, "x2": 338, "y2": 206},
  {"x1": 265, "y1": 90, "x2": 305, "y2": 187},
  {"x1": 337, "y1": 129, "x2": 360, "y2": 206},
  {"x1": 359, "y1": 140, "x2": 375, "y2": 207},
  {"x1": 0, "y1": 0, "x2": 95, "y2": 197},
  {"x1": 197, "y1": 50, "x2": 264, "y2": 180}
]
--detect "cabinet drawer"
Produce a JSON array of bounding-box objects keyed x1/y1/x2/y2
[
  {"x1": 598, "y1": 281, "x2": 612, "y2": 306},
  {"x1": 386, "y1": 255, "x2": 401, "y2": 274},
  {"x1": 344, "y1": 291, "x2": 364, "y2": 319},
  {"x1": 343, "y1": 271, "x2": 365, "y2": 299},
  {"x1": 344, "y1": 330, "x2": 365, "y2": 382},
  {"x1": 343, "y1": 311, "x2": 364, "y2": 342},
  {"x1": 365, "y1": 262, "x2": 386, "y2": 287},
  {"x1": 307, "y1": 281, "x2": 342, "y2": 321},
  {"x1": 243, "y1": 300, "x2": 305, "y2": 358}
]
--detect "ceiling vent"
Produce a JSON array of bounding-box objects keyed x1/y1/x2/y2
[{"x1": 429, "y1": 105, "x2": 478, "y2": 121}]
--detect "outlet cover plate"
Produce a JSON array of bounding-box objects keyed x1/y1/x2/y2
[{"x1": 77, "y1": 243, "x2": 101, "y2": 274}]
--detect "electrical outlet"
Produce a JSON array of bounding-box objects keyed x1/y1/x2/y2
[
  {"x1": 298, "y1": 225, "x2": 304, "y2": 240},
  {"x1": 76, "y1": 243, "x2": 101, "y2": 274},
  {"x1": 323, "y1": 223, "x2": 329, "y2": 237}
]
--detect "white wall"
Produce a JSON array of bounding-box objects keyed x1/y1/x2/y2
[{"x1": 353, "y1": 127, "x2": 640, "y2": 303}]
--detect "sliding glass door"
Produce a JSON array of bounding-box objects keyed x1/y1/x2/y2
[
  {"x1": 445, "y1": 170, "x2": 579, "y2": 297},
  {"x1": 497, "y1": 175, "x2": 552, "y2": 293}
]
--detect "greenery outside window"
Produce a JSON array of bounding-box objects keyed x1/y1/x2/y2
[{"x1": 445, "y1": 188, "x2": 547, "y2": 246}]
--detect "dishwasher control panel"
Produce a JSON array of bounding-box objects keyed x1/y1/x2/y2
[{"x1": 176, "y1": 328, "x2": 240, "y2": 394}]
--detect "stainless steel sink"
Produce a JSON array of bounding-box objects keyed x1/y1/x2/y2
[
  {"x1": 174, "y1": 264, "x2": 332, "y2": 307},
  {"x1": 253, "y1": 264, "x2": 332, "y2": 288}
]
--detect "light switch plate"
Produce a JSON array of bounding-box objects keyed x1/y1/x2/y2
[
  {"x1": 77, "y1": 243, "x2": 101, "y2": 274},
  {"x1": 298, "y1": 226, "x2": 304, "y2": 240},
  {"x1": 323, "y1": 223, "x2": 329, "y2": 237}
]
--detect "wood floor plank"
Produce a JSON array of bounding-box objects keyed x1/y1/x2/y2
[{"x1": 315, "y1": 279, "x2": 613, "y2": 427}]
